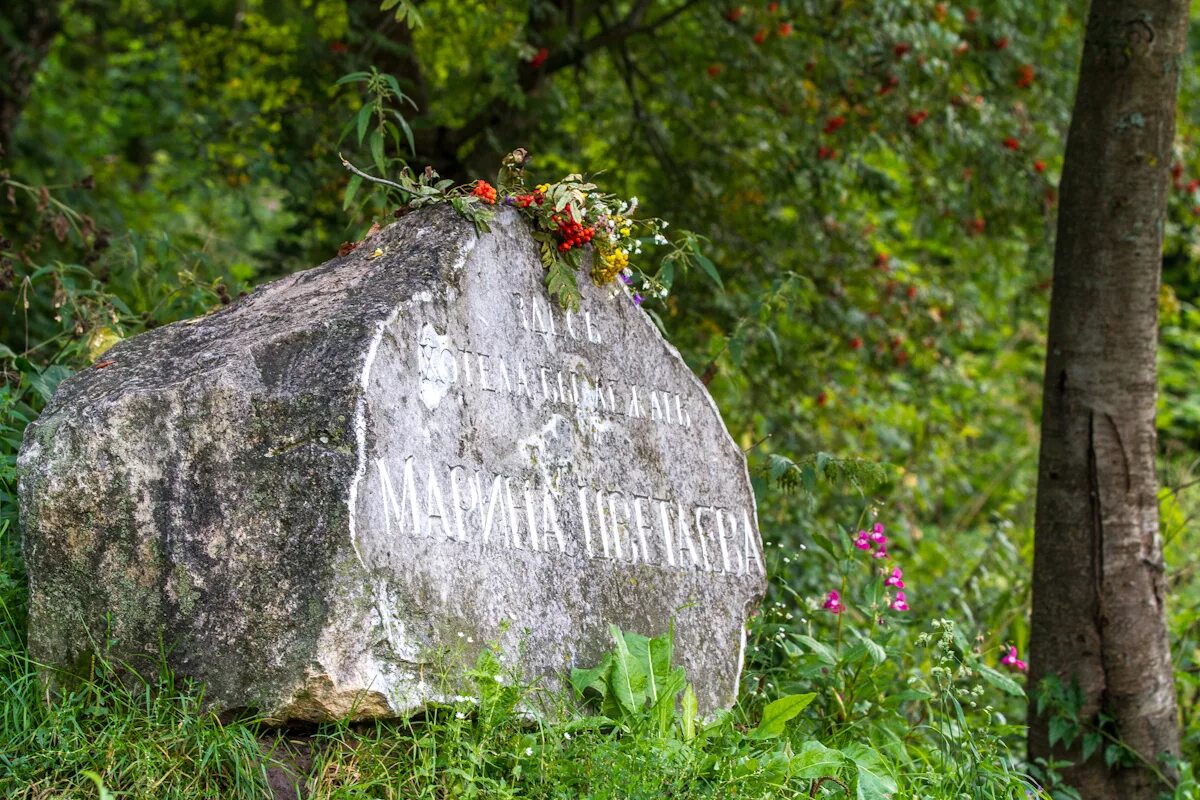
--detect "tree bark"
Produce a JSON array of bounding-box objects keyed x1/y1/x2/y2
[
  {"x1": 1029, "y1": 1, "x2": 1189, "y2": 798},
  {"x1": 0, "y1": 2, "x2": 62, "y2": 159}
]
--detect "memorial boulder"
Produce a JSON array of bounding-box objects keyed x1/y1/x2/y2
[{"x1": 18, "y1": 205, "x2": 766, "y2": 722}]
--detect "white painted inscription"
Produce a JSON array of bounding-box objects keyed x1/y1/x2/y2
[
  {"x1": 376, "y1": 454, "x2": 763, "y2": 575},
  {"x1": 381, "y1": 290, "x2": 759, "y2": 576},
  {"x1": 417, "y1": 294, "x2": 693, "y2": 427}
]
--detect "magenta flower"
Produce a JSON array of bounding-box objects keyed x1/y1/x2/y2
[
  {"x1": 1000, "y1": 645, "x2": 1028, "y2": 672},
  {"x1": 889, "y1": 591, "x2": 909, "y2": 612},
  {"x1": 822, "y1": 590, "x2": 844, "y2": 614},
  {"x1": 853, "y1": 531, "x2": 872, "y2": 551},
  {"x1": 869, "y1": 522, "x2": 886, "y2": 545},
  {"x1": 884, "y1": 566, "x2": 905, "y2": 588},
  {"x1": 871, "y1": 545, "x2": 888, "y2": 560}
]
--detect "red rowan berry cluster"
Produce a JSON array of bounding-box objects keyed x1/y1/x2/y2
[
  {"x1": 513, "y1": 190, "x2": 545, "y2": 208},
  {"x1": 472, "y1": 180, "x2": 498, "y2": 204},
  {"x1": 552, "y1": 205, "x2": 595, "y2": 252}
]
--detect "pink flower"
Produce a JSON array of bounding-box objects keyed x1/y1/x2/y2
[
  {"x1": 853, "y1": 531, "x2": 872, "y2": 550},
  {"x1": 884, "y1": 566, "x2": 905, "y2": 588},
  {"x1": 822, "y1": 590, "x2": 844, "y2": 614},
  {"x1": 1000, "y1": 645, "x2": 1027, "y2": 672},
  {"x1": 869, "y1": 522, "x2": 886, "y2": 544},
  {"x1": 889, "y1": 591, "x2": 909, "y2": 612},
  {"x1": 871, "y1": 546, "x2": 888, "y2": 560}
]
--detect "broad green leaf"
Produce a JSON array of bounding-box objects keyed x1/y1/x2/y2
[
  {"x1": 843, "y1": 743, "x2": 898, "y2": 800},
  {"x1": 859, "y1": 636, "x2": 888, "y2": 666},
  {"x1": 645, "y1": 627, "x2": 673, "y2": 705},
  {"x1": 789, "y1": 740, "x2": 846, "y2": 779},
  {"x1": 795, "y1": 634, "x2": 837, "y2": 665},
  {"x1": 569, "y1": 653, "x2": 612, "y2": 699},
  {"x1": 978, "y1": 664, "x2": 1026, "y2": 698},
  {"x1": 28, "y1": 365, "x2": 73, "y2": 402},
  {"x1": 754, "y1": 692, "x2": 816, "y2": 737},
  {"x1": 608, "y1": 624, "x2": 646, "y2": 716},
  {"x1": 681, "y1": 684, "x2": 697, "y2": 741}
]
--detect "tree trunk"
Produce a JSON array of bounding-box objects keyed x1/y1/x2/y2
[
  {"x1": 1029, "y1": 1, "x2": 1189, "y2": 798},
  {"x1": 0, "y1": 2, "x2": 62, "y2": 159}
]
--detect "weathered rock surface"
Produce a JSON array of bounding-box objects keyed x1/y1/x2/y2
[{"x1": 18, "y1": 206, "x2": 766, "y2": 721}]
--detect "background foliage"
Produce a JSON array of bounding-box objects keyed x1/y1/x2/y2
[{"x1": 2, "y1": 0, "x2": 1200, "y2": 797}]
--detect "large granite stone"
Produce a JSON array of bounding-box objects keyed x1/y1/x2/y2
[{"x1": 18, "y1": 206, "x2": 766, "y2": 721}]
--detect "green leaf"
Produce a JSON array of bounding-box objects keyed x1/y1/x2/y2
[
  {"x1": 692, "y1": 250, "x2": 724, "y2": 291},
  {"x1": 369, "y1": 129, "x2": 386, "y2": 174},
  {"x1": 789, "y1": 740, "x2": 845, "y2": 779},
  {"x1": 843, "y1": 743, "x2": 897, "y2": 800},
  {"x1": 859, "y1": 636, "x2": 888, "y2": 666},
  {"x1": 381, "y1": 72, "x2": 402, "y2": 99},
  {"x1": 27, "y1": 365, "x2": 73, "y2": 402},
  {"x1": 681, "y1": 684, "x2": 697, "y2": 740},
  {"x1": 1048, "y1": 715, "x2": 1076, "y2": 749},
  {"x1": 545, "y1": 259, "x2": 581, "y2": 310},
  {"x1": 810, "y1": 532, "x2": 839, "y2": 558},
  {"x1": 978, "y1": 664, "x2": 1026, "y2": 698},
  {"x1": 569, "y1": 653, "x2": 612, "y2": 700},
  {"x1": 355, "y1": 104, "x2": 373, "y2": 145},
  {"x1": 645, "y1": 627, "x2": 673, "y2": 705},
  {"x1": 343, "y1": 174, "x2": 363, "y2": 211},
  {"x1": 754, "y1": 692, "x2": 816, "y2": 737},
  {"x1": 81, "y1": 772, "x2": 115, "y2": 800},
  {"x1": 795, "y1": 635, "x2": 837, "y2": 666},
  {"x1": 608, "y1": 625, "x2": 647, "y2": 716},
  {"x1": 334, "y1": 71, "x2": 371, "y2": 86},
  {"x1": 391, "y1": 110, "x2": 416, "y2": 155}
]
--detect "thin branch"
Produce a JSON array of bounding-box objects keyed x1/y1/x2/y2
[{"x1": 338, "y1": 154, "x2": 413, "y2": 198}]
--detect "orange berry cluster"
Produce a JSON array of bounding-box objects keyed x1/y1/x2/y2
[
  {"x1": 552, "y1": 205, "x2": 595, "y2": 252},
  {"x1": 472, "y1": 180, "x2": 498, "y2": 204}
]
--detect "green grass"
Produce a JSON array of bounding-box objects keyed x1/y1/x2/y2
[{"x1": 0, "y1": 515, "x2": 1048, "y2": 800}]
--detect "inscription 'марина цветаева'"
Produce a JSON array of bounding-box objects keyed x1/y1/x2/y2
[{"x1": 375, "y1": 454, "x2": 763, "y2": 575}]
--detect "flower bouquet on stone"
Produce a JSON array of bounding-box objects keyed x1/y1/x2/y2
[{"x1": 339, "y1": 149, "x2": 722, "y2": 312}]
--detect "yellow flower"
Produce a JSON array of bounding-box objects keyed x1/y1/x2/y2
[
  {"x1": 619, "y1": 227, "x2": 631, "y2": 237},
  {"x1": 591, "y1": 245, "x2": 630, "y2": 285},
  {"x1": 535, "y1": 183, "x2": 551, "y2": 193}
]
